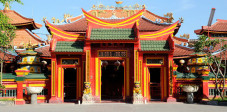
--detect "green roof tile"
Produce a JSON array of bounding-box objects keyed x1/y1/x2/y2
[
  {"x1": 55, "y1": 41, "x2": 84, "y2": 52},
  {"x1": 140, "y1": 40, "x2": 170, "y2": 51},
  {"x1": 90, "y1": 28, "x2": 135, "y2": 40}
]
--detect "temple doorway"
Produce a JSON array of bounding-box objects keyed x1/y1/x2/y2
[
  {"x1": 64, "y1": 68, "x2": 77, "y2": 102},
  {"x1": 149, "y1": 68, "x2": 161, "y2": 100},
  {"x1": 101, "y1": 60, "x2": 124, "y2": 101}
]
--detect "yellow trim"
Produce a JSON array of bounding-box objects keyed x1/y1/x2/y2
[
  {"x1": 78, "y1": 67, "x2": 81, "y2": 97},
  {"x1": 84, "y1": 11, "x2": 143, "y2": 25},
  {"x1": 15, "y1": 99, "x2": 25, "y2": 101},
  {"x1": 58, "y1": 67, "x2": 61, "y2": 98},
  {"x1": 37, "y1": 97, "x2": 46, "y2": 100},
  {"x1": 139, "y1": 60, "x2": 142, "y2": 88},
  {"x1": 52, "y1": 61, "x2": 56, "y2": 96},
  {"x1": 140, "y1": 31, "x2": 174, "y2": 38},
  {"x1": 144, "y1": 67, "x2": 147, "y2": 97},
  {"x1": 87, "y1": 19, "x2": 139, "y2": 27},
  {"x1": 60, "y1": 58, "x2": 80, "y2": 65},
  {"x1": 52, "y1": 32, "x2": 84, "y2": 40},
  {"x1": 126, "y1": 58, "x2": 130, "y2": 96},
  {"x1": 140, "y1": 24, "x2": 177, "y2": 37},
  {"x1": 29, "y1": 84, "x2": 46, "y2": 87},
  {"x1": 86, "y1": 50, "x2": 90, "y2": 82},
  {"x1": 2, "y1": 79, "x2": 15, "y2": 81},
  {"x1": 146, "y1": 57, "x2": 165, "y2": 66},
  {"x1": 62, "y1": 68, "x2": 64, "y2": 101},
  {"x1": 23, "y1": 84, "x2": 26, "y2": 87},
  {"x1": 208, "y1": 84, "x2": 227, "y2": 87},
  {"x1": 95, "y1": 58, "x2": 99, "y2": 96},
  {"x1": 134, "y1": 50, "x2": 138, "y2": 82},
  {"x1": 5, "y1": 85, "x2": 17, "y2": 88},
  {"x1": 210, "y1": 78, "x2": 227, "y2": 80},
  {"x1": 47, "y1": 24, "x2": 81, "y2": 37}
]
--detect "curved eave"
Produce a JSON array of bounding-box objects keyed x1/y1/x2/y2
[
  {"x1": 1, "y1": 10, "x2": 42, "y2": 30},
  {"x1": 82, "y1": 8, "x2": 144, "y2": 24},
  {"x1": 140, "y1": 21, "x2": 180, "y2": 39},
  {"x1": 44, "y1": 19, "x2": 85, "y2": 40},
  {"x1": 144, "y1": 10, "x2": 168, "y2": 21},
  {"x1": 25, "y1": 29, "x2": 45, "y2": 42}
]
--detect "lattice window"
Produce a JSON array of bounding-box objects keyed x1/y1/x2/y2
[{"x1": 0, "y1": 89, "x2": 17, "y2": 97}]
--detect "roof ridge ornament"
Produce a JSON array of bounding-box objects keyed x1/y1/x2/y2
[
  {"x1": 4, "y1": 2, "x2": 10, "y2": 10},
  {"x1": 163, "y1": 12, "x2": 174, "y2": 23}
]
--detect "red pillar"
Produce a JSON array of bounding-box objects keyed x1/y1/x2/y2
[
  {"x1": 167, "y1": 53, "x2": 176, "y2": 102},
  {"x1": 49, "y1": 54, "x2": 62, "y2": 103},
  {"x1": 15, "y1": 81, "x2": 25, "y2": 105},
  {"x1": 201, "y1": 70, "x2": 210, "y2": 101}
]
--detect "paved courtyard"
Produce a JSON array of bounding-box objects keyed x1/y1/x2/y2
[{"x1": 0, "y1": 103, "x2": 227, "y2": 112}]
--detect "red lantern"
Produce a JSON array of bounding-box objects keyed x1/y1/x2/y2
[{"x1": 121, "y1": 61, "x2": 125, "y2": 67}]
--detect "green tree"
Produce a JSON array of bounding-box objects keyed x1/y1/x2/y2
[
  {"x1": 0, "y1": 0, "x2": 23, "y2": 87},
  {"x1": 194, "y1": 35, "x2": 227, "y2": 100}
]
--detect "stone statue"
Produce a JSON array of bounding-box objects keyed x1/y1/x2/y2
[
  {"x1": 133, "y1": 81, "x2": 143, "y2": 104},
  {"x1": 82, "y1": 82, "x2": 94, "y2": 104}
]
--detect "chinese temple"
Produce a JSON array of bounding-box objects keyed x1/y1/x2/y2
[
  {"x1": 43, "y1": 2, "x2": 181, "y2": 103},
  {"x1": 1, "y1": 2, "x2": 227, "y2": 105}
]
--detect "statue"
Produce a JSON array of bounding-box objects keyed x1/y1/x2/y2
[
  {"x1": 163, "y1": 12, "x2": 174, "y2": 23},
  {"x1": 82, "y1": 82, "x2": 94, "y2": 104},
  {"x1": 133, "y1": 81, "x2": 143, "y2": 104}
]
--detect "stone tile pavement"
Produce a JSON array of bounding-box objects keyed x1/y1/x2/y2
[{"x1": 0, "y1": 102, "x2": 227, "y2": 112}]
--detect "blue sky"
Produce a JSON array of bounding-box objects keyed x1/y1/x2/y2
[{"x1": 1, "y1": 0, "x2": 227, "y2": 39}]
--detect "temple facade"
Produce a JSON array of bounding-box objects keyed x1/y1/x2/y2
[
  {"x1": 1, "y1": 2, "x2": 227, "y2": 105},
  {"x1": 44, "y1": 2, "x2": 181, "y2": 103}
]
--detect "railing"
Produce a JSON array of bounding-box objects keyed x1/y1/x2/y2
[{"x1": 0, "y1": 89, "x2": 17, "y2": 97}]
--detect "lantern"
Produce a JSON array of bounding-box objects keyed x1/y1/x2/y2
[
  {"x1": 101, "y1": 61, "x2": 108, "y2": 69},
  {"x1": 179, "y1": 59, "x2": 185, "y2": 65},
  {"x1": 114, "y1": 60, "x2": 121, "y2": 70},
  {"x1": 121, "y1": 61, "x2": 125, "y2": 67}
]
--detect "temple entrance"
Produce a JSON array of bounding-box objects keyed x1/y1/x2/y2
[
  {"x1": 64, "y1": 68, "x2": 77, "y2": 102},
  {"x1": 149, "y1": 68, "x2": 161, "y2": 100},
  {"x1": 101, "y1": 60, "x2": 124, "y2": 101}
]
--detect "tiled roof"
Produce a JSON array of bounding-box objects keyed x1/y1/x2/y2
[
  {"x1": 173, "y1": 36, "x2": 188, "y2": 45},
  {"x1": 195, "y1": 19, "x2": 227, "y2": 34},
  {"x1": 90, "y1": 29, "x2": 135, "y2": 40},
  {"x1": 0, "y1": 10, "x2": 42, "y2": 29},
  {"x1": 55, "y1": 41, "x2": 84, "y2": 52},
  {"x1": 54, "y1": 18, "x2": 171, "y2": 32},
  {"x1": 35, "y1": 46, "x2": 51, "y2": 57},
  {"x1": 173, "y1": 45, "x2": 194, "y2": 58},
  {"x1": 140, "y1": 40, "x2": 170, "y2": 51},
  {"x1": 12, "y1": 29, "x2": 45, "y2": 47},
  {"x1": 67, "y1": 10, "x2": 168, "y2": 23}
]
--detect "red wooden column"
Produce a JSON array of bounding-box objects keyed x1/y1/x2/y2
[
  {"x1": 15, "y1": 81, "x2": 25, "y2": 105},
  {"x1": 201, "y1": 71, "x2": 210, "y2": 101},
  {"x1": 14, "y1": 69, "x2": 29, "y2": 105},
  {"x1": 49, "y1": 54, "x2": 62, "y2": 103},
  {"x1": 167, "y1": 53, "x2": 176, "y2": 102}
]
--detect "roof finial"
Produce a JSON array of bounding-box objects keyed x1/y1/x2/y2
[
  {"x1": 115, "y1": 1, "x2": 123, "y2": 4},
  {"x1": 4, "y1": 2, "x2": 10, "y2": 10}
]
